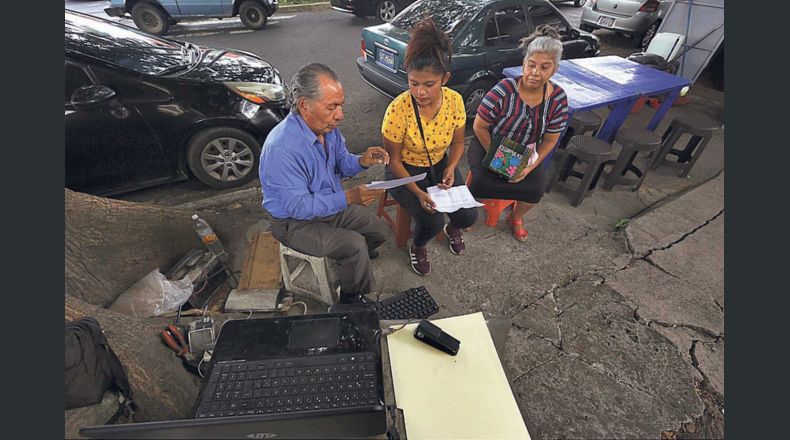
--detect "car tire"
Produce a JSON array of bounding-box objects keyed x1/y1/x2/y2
[
  {"x1": 131, "y1": 3, "x2": 170, "y2": 36},
  {"x1": 376, "y1": 0, "x2": 398, "y2": 22},
  {"x1": 239, "y1": 1, "x2": 269, "y2": 30},
  {"x1": 639, "y1": 21, "x2": 660, "y2": 51},
  {"x1": 462, "y1": 80, "x2": 494, "y2": 120},
  {"x1": 186, "y1": 127, "x2": 261, "y2": 189}
]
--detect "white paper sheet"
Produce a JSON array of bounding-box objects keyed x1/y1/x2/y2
[
  {"x1": 386, "y1": 312, "x2": 531, "y2": 440},
  {"x1": 366, "y1": 173, "x2": 427, "y2": 190},
  {"x1": 427, "y1": 185, "x2": 484, "y2": 213}
]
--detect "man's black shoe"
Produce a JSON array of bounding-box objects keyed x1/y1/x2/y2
[{"x1": 368, "y1": 250, "x2": 379, "y2": 260}]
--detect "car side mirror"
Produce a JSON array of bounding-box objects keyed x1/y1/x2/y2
[{"x1": 71, "y1": 85, "x2": 116, "y2": 108}]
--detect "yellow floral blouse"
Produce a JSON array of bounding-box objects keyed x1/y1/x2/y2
[{"x1": 381, "y1": 87, "x2": 466, "y2": 167}]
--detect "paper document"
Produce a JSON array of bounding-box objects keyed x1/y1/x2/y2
[
  {"x1": 386, "y1": 312, "x2": 531, "y2": 440},
  {"x1": 427, "y1": 185, "x2": 484, "y2": 213},
  {"x1": 366, "y1": 173, "x2": 427, "y2": 190}
]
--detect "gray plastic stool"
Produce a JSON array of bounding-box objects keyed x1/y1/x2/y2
[
  {"x1": 279, "y1": 243, "x2": 339, "y2": 305},
  {"x1": 651, "y1": 113, "x2": 722, "y2": 177},
  {"x1": 546, "y1": 135, "x2": 616, "y2": 207},
  {"x1": 557, "y1": 111, "x2": 603, "y2": 154},
  {"x1": 603, "y1": 127, "x2": 663, "y2": 191}
]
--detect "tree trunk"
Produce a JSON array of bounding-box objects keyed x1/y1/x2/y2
[
  {"x1": 65, "y1": 189, "x2": 202, "y2": 307},
  {"x1": 65, "y1": 294, "x2": 201, "y2": 433}
]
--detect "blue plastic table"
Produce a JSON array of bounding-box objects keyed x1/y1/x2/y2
[{"x1": 503, "y1": 55, "x2": 692, "y2": 143}]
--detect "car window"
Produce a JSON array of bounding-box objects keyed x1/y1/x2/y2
[
  {"x1": 65, "y1": 63, "x2": 93, "y2": 103},
  {"x1": 528, "y1": 4, "x2": 570, "y2": 34},
  {"x1": 485, "y1": 6, "x2": 529, "y2": 47},
  {"x1": 65, "y1": 12, "x2": 186, "y2": 75},
  {"x1": 391, "y1": 0, "x2": 480, "y2": 39}
]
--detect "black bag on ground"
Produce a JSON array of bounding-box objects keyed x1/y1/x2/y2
[{"x1": 65, "y1": 317, "x2": 135, "y2": 420}]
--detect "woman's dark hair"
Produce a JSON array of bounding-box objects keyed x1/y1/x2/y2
[
  {"x1": 519, "y1": 25, "x2": 563, "y2": 65},
  {"x1": 403, "y1": 18, "x2": 452, "y2": 74}
]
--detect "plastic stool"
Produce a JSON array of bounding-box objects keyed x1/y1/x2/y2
[
  {"x1": 558, "y1": 110, "x2": 603, "y2": 157},
  {"x1": 465, "y1": 170, "x2": 515, "y2": 227},
  {"x1": 546, "y1": 135, "x2": 616, "y2": 207},
  {"x1": 602, "y1": 127, "x2": 662, "y2": 191},
  {"x1": 279, "y1": 243, "x2": 339, "y2": 305},
  {"x1": 376, "y1": 191, "x2": 444, "y2": 248},
  {"x1": 651, "y1": 113, "x2": 722, "y2": 177}
]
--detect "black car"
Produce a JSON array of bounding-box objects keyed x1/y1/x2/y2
[
  {"x1": 357, "y1": 0, "x2": 600, "y2": 118},
  {"x1": 330, "y1": 0, "x2": 417, "y2": 22},
  {"x1": 65, "y1": 10, "x2": 288, "y2": 196}
]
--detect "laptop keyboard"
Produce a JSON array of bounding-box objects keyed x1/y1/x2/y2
[
  {"x1": 196, "y1": 352, "x2": 380, "y2": 418},
  {"x1": 374, "y1": 286, "x2": 439, "y2": 320}
]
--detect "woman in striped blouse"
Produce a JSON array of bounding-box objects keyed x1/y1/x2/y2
[{"x1": 468, "y1": 26, "x2": 570, "y2": 242}]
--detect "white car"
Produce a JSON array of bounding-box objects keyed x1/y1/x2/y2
[{"x1": 580, "y1": 0, "x2": 672, "y2": 50}]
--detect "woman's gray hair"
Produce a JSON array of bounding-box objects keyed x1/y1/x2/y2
[
  {"x1": 519, "y1": 25, "x2": 563, "y2": 66},
  {"x1": 288, "y1": 63, "x2": 340, "y2": 114}
]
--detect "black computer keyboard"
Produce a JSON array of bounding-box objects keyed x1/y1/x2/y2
[
  {"x1": 373, "y1": 286, "x2": 439, "y2": 320},
  {"x1": 196, "y1": 352, "x2": 380, "y2": 418}
]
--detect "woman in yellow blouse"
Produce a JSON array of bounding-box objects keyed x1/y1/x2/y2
[{"x1": 381, "y1": 18, "x2": 478, "y2": 276}]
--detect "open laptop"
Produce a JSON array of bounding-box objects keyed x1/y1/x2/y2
[{"x1": 81, "y1": 310, "x2": 387, "y2": 439}]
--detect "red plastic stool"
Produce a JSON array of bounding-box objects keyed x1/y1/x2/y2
[
  {"x1": 465, "y1": 171, "x2": 516, "y2": 227},
  {"x1": 376, "y1": 191, "x2": 444, "y2": 248}
]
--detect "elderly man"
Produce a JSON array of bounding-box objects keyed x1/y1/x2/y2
[{"x1": 260, "y1": 63, "x2": 391, "y2": 304}]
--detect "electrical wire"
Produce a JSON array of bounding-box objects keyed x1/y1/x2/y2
[
  {"x1": 290, "y1": 301, "x2": 308, "y2": 315},
  {"x1": 386, "y1": 319, "x2": 418, "y2": 335}
]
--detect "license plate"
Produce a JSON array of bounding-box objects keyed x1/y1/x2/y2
[
  {"x1": 598, "y1": 16, "x2": 615, "y2": 27},
  {"x1": 375, "y1": 46, "x2": 397, "y2": 72}
]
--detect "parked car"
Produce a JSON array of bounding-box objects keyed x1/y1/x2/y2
[
  {"x1": 550, "y1": 0, "x2": 587, "y2": 6},
  {"x1": 330, "y1": 0, "x2": 418, "y2": 22},
  {"x1": 65, "y1": 9, "x2": 288, "y2": 196},
  {"x1": 357, "y1": 0, "x2": 600, "y2": 118},
  {"x1": 580, "y1": 0, "x2": 671, "y2": 50},
  {"x1": 104, "y1": 0, "x2": 278, "y2": 36}
]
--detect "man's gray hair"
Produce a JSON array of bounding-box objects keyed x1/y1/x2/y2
[
  {"x1": 519, "y1": 25, "x2": 563, "y2": 66},
  {"x1": 288, "y1": 63, "x2": 340, "y2": 114}
]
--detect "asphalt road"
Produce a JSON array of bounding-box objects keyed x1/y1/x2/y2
[{"x1": 65, "y1": 2, "x2": 637, "y2": 205}]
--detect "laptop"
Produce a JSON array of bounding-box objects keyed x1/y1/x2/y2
[{"x1": 80, "y1": 310, "x2": 387, "y2": 439}]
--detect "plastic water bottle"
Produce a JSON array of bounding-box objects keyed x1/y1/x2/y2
[{"x1": 192, "y1": 214, "x2": 228, "y2": 262}]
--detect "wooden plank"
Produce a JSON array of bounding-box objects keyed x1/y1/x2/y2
[{"x1": 237, "y1": 231, "x2": 282, "y2": 291}]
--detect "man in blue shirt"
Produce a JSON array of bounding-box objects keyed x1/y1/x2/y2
[{"x1": 260, "y1": 63, "x2": 391, "y2": 304}]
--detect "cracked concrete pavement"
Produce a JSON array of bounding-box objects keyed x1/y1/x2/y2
[{"x1": 186, "y1": 86, "x2": 725, "y2": 438}]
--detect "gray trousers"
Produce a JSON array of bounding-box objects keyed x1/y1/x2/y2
[{"x1": 269, "y1": 205, "x2": 390, "y2": 296}]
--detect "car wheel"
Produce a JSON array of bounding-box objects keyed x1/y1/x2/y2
[
  {"x1": 462, "y1": 80, "x2": 494, "y2": 120},
  {"x1": 376, "y1": 0, "x2": 398, "y2": 22},
  {"x1": 574, "y1": 0, "x2": 587, "y2": 6},
  {"x1": 239, "y1": 1, "x2": 269, "y2": 30},
  {"x1": 131, "y1": 3, "x2": 170, "y2": 36},
  {"x1": 639, "y1": 21, "x2": 660, "y2": 51},
  {"x1": 186, "y1": 127, "x2": 261, "y2": 189}
]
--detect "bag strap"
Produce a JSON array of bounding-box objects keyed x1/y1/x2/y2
[
  {"x1": 410, "y1": 94, "x2": 438, "y2": 185},
  {"x1": 534, "y1": 82, "x2": 550, "y2": 147},
  {"x1": 80, "y1": 318, "x2": 137, "y2": 422}
]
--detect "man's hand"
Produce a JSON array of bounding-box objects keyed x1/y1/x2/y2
[
  {"x1": 346, "y1": 185, "x2": 384, "y2": 206},
  {"x1": 359, "y1": 146, "x2": 390, "y2": 168},
  {"x1": 438, "y1": 166, "x2": 455, "y2": 189}
]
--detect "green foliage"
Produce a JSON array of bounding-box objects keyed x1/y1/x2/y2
[{"x1": 614, "y1": 218, "x2": 630, "y2": 230}]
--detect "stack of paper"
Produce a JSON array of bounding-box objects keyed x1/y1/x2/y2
[{"x1": 427, "y1": 185, "x2": 484, "y2": 213}]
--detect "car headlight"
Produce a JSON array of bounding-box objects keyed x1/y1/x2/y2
[{"x1": 225, "y1": 82, "x2": 286, "y2": 104}]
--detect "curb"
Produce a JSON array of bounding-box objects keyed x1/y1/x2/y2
[
  {"x1": 279, "y1": 2, "x2": 330, "y2": 13},
  {"x1": 175, "y1": 187, "x2": 262, "y2": 210}
]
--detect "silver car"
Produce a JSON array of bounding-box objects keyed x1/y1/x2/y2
[{"x1": 580, "y1": 0, "x2": 672, "y2": 50}]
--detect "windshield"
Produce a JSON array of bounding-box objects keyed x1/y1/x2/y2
[
  {"x1": 391, "y1": 0, "x2": 481, "y2": 39},
  {"x1": 65, "y1": 11, "x2": 192, "y2": 75}
]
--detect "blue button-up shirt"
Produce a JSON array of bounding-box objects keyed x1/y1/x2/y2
[{"x1": 259, "y1": 113, "x2": 364, "y2": 220}]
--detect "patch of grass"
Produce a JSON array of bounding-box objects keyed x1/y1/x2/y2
[{"x1": 613, "y1": 218, "x2": 630, "y2": 231}]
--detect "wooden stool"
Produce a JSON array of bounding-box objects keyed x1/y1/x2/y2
[
  {"x1": 651, "y1": 113, "x2": 722, "y2": 177},
  {"x1": 602, "y1": 127, "x2": 662, "y2": 191},
  {"x1": 279, "y1": 243, "x2": 338, "y2": 305},
  {"x1": 546, "y1": 135, "x2": 616, "y2": 207},
  {"x1": 376, "y1": 191, "x2": 444, "y2": 248},
  {"x1": 465, "y1": 170, "x2": 515, "y2": 227}
]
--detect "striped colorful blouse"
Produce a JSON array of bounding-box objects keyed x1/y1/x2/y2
[{"x1": 477, "y1": 77, "x2": 569, "y2": 146}]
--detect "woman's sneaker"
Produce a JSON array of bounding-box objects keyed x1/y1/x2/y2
[
  {"x1": 443, "y1": 224, "x2": 466, "y2": 255},
  {"x1": 409, "y1": 243, "x2": 431, "y2": 276}
]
